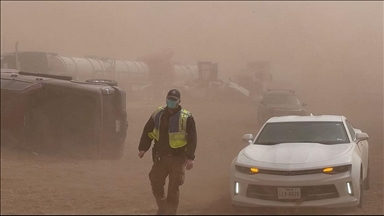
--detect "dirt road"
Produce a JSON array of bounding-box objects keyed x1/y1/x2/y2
[{"x1": 1, "y1": 98, "x2": 383, "y2": 215}]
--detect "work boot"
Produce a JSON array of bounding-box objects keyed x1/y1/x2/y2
[{"x1": 155, "y1": 197, "x2": 167, "y2": 215}]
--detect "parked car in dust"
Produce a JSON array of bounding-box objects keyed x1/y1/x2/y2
[{"x1": 256, "y1": 89, "x2": 308, "y2": 125}]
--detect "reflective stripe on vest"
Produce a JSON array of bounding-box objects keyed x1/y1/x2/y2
[{"x1": 147, "y1": 106, "x2": 191, "y2": 148}]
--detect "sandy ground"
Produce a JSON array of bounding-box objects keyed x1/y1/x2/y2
[{"x1": 1, "y1": 95, "x2": 383, "y2": 215}]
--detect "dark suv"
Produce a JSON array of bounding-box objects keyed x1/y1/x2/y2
[
  {"x1": 257, "y1": 89, "x2": 308, "y2": 125},
  {"x1": 1, "y1": 70, "x2": 128, "y2": 159}
]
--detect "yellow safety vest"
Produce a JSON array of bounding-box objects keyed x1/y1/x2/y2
[{"x1": 148, "y1": 106, "x2": 191, "y2": 148}]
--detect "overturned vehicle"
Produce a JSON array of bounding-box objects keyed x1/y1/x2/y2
[{"x1": 1, "y1": 69, "x2": 128, "y2": 160}]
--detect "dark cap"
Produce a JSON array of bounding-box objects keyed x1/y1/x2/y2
[{"x1": 167, "y1": 89, "x2": 181, "y2": 100}]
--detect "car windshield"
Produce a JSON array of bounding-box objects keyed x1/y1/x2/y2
[
  {"x1": 264, "y1": 94, "x2": 300, "y2": 105},
  {"x1": 255, "y1": 121, "x2": 350, "y2": 145}
]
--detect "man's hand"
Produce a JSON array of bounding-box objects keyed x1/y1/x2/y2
[
  {"x1": 184, "y1": 159, "x2": 194, "y2": 170},
  {"x1": 138, "y1": 150, "x2": 146, "y2": 158}
]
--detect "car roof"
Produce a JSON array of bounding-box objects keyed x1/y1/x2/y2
[{"x1": 267, "y1": 115, "x2": 345, "y2": 123}]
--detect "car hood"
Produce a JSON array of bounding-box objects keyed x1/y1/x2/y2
[
  {"x1": 243, "y1": 143, "x2": 353, "y2": 164},
  {"x1": 266, "y1": 104, "x2": 302, "y2": 111}
]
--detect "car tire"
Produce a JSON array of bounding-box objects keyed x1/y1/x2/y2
[
  {"x1": 364, "y1": 165, "x2": 370, "y2": 190},
  {"x1": 357, "y1": 170, "x2": 363, "y2": 209},
  {"x1": 85, "y1": 79, "x2": 118, "y2": 86}
]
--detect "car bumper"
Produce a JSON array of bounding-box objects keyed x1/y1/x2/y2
[{"x1": 230, "y1": 171, "x2": 359, "y2": 208}]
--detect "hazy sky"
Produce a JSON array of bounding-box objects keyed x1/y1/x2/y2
[{"x1": 1, "y1": 1, "x2": 383, "y2": 81}]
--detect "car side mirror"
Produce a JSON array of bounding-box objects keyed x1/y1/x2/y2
[
  {"x1": 302, "y1": 102, "x2": 307, "y2": 106},
  {"x1": 242, "y1": 134, "x2": 254, "y2": 144},
  {"x1": 355, "y1": 132, "x2": 369, "y2": 142}
]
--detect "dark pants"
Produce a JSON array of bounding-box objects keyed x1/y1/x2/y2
[{"x1": 149, "y1": 155, "x2": 186, "y2": 215}]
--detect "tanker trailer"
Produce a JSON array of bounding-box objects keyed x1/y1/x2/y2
[
  {"x1": 173, "y1": 64, "x2": 199, "y2": 84},
  {"x1": 48, "y1": 52, "x2": 201, "y2": 101},
  {"x1": 113, "y1": 60, "x2": 151, "y2": 100},
  {"x1": 113, "y1": 60, "x2": 150, "y2": 85},
  {"x1": 47, "y1": 55, "x2": 114, "y2": 81},
  {"x1": 48, "y1": 54, "x2": 161, "y2": 101}
]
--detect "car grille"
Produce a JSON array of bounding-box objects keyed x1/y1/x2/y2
[
  {"x1": 258, "y1": 168, "x2": 323, "y2": 176},
  {"x1": 246, "y1": 184, "x2": 339, "y2": 202}
]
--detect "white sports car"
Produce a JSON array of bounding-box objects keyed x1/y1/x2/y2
[{"x1": 230, "y1": 115, "x2": 369, "y2": 212}]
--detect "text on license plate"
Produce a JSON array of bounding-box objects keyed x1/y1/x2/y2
[{"x1": 278, "y1": 188, "x2": 301, "y2": 199}]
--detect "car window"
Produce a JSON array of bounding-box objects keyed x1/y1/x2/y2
[
  {"x1": 345, "y1": 120, "x2": 356, "y2": 141},
  {"x1": 264, "y1": 94, "x2": 300, "y2": 105},
  {"x1": 255, "y1": 121, "x2": 350, "y2": 145}
]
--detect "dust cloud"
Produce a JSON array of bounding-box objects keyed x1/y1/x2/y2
[
  {"x1": 1, "y1": 1, "x2": 383, "y2": 214},
  {"x1": 3, "y1": 1, "x2": 381, "y2": 131},
  {"x1": 1, "y1": 2, "x2": 382, "y2": 74}
]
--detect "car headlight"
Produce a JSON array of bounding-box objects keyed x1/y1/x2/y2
[
  {"x1": 235, "y1": 165, "x2": 259, "y2": 174},
  {"x1": 322, "y1": 164, "x2": 351, "y2": 174}
]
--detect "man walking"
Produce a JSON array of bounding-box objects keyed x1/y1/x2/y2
[{"x1": 138, "y1": 89, "x2": 197, "y2": 215}]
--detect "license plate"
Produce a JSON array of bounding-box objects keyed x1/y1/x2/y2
[{"x1": 278, "y1": 188, "x2": 301, "y2": 199}]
